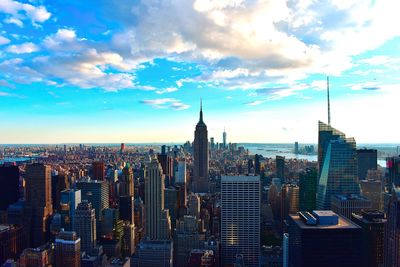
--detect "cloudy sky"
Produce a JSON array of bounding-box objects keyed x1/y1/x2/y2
[{"x1": 0, "y1": 0, "x2": 399, "y2": 144}]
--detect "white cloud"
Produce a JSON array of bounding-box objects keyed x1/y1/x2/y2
[
  {"x1": 0, "y1": 36, "x2": 10, "y2": 45},
  {"x1": 155, "y1": 87, "x2": 178, "y2": 94},
  {"x1": 6, "y1": 42, "x2": 39, "y2": 53},
  {"x1": 0, "y1": 0, "x2": 51, "y2": 26},
  {"x1": 246, "y1": 100, "x2": 264, "y2": 106},
  {"x1": 140, "y1": 98, "x2": 190, "y2": 110},
  {"x1": 3, "y1": 17, "x2": 23, "y2": 27}
]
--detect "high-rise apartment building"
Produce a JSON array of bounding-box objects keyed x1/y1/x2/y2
[
  {"x1": 55, "y1": 230, "x2": 81, "y2": 267},
  {"x1": 221, "y1": 175, "x2": 260, "y2": 267},
  {"x1": 24, "y1": 163, "x2": 53, "y2": 247},
  {"x1": 74, "y1": 200, "x2": 96, "y2": 253},
  {"x1": 193, "y1": 102, "x2": 209, "y2": 193},
  {"x1": 316, "y1": 121, "x2": 360, "y2": 209}
]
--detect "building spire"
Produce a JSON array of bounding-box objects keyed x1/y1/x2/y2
[
  {"x1": 199, "y1": 98, "x2": 203, "y2": 122},
  {"x1": 327, "y1": 76, "x2": 331, "y2": 126}
]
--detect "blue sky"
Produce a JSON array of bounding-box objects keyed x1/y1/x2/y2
[{"x1": 0, "y1": 0, "x2": 399, "y2": 144}]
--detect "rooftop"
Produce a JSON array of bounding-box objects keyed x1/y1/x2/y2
[
  {"x1": 221, "y1": 175, "x2": 260, "y2": 182},
  {"x1": 291, "y1": 211, "x2": 360, "y2": 230}
]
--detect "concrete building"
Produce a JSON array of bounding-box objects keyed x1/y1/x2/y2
[
  {"x1": 74, "y1": 200, "x2": 96, "y2": 254},
  {"x1": 55, "y1": 230, "x2": 81, "y2": 267},
  {"x1": 331, "y1": 194, "x2": 371, "y2": 220},
  {"x1": 133, "y1": 239, "x2": 173, "y2": 267}
]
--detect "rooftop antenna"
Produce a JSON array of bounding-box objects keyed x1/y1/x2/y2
[{"x1": 327, "y1": 76, "x2": 331, "y2": 126}]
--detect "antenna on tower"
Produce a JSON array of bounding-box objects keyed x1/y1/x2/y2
[{"x1": 327, "y1": 76, "x2": 331, "y2": 126}]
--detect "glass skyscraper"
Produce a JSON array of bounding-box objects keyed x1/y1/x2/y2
[{"x1": 317, "y1": 121, "x2": 360, "y2": 209}]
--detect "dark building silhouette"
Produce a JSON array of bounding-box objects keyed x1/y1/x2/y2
[
  {"x1": 119, "y1": 195, "x2": 134, "y2": 224},
  {"x1": 276, "y1": 156, "x2": 285, "y2": 180},
  {"x1": 384, "y1": 187, "x2": 400, "y2": 267},
  {"x1": 357, "y1": 149, "x2": 377, "y2": 180},
  {"x1": 55, "y1": 230, "x2": 81, "y2": 267},
  {"x1": 119, "y1": 165, "x2": 134, "y2": 197},
  {"x1": 299, "y1": 168, "x2": 317, "y2": 211},
  {"x1": 352, "y1": 210, "x2": 385, "y2": 267},
  {"x1": 193, "y1": 101, "x2": 209, "y2": 193},
  {"x1": 289, "y1": 211, "x2": 362, "y2": 267},
  {"x1": 92, "y1": 161, "x2": 105, "y2": 181},
  {"x1": 0, "y1": 224, "x2": 24, "y2": 264},
  {"x1": 387, "y1": 156, "x2": 400, "y2": 188},
  {"x1": 24, "y1": 163, "x2": 53, "y2": 247},
  {"x1": 0, "y1": 165, "x2": 20, "y2": 211},
  {"x1": 51, "y1": 172, "x2": 69, "y2": 212},
  {"x1": 254, "y1": 154, "x2": 261, "y2": 175}
]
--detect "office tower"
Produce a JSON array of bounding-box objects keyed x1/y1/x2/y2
[
  {"x1": 331, "y1": 194, "x2": 371, "y2": 219},
  {"x1": 384, "y1": 187, "x2": 400, "y2": 267},
  {"x1": 157, "y1": 149, "x2": 174, "y2": 187},
  {"x1": 121, "y1": 222, "x2": 135, "y2": 257},
  {"x1": 18, "y1": 243, "x2": 54, "y2": 267},
  {"x1": 288, "y1": 211, "x2": 362, "y2": 267},
  {"x1": 133, "y1": 239, "x2": 173, "y2": 267},
  {"x1": 145, "y1": 160, "x2": 170, "y2": 240},
  {"x1": 352, "y1": 210, "x2": 386, "y2": 267},
  {"x1": 51, "y1": 172, "x2": 69, "y2": 211},
  {"x1": 357, "y1": 149, "x2": 377, "y2": 180},
  {"x1": 55, "y1": 230, "x2": 81, "y2": 267},
  {"x1": 360, "y1": 179, "x2": 383, "y2": 210},
  {"x1": 223, "y1": 128, "x2": 227, "y2": 149},
  {"x1": 193, "y1": 101, "x2": 209, "y2": 193},
  {"x1": 299, "y1": 168, "x2": 317, "y2": 211},
  {"x1": 254, "y1": 154, "x2": 261, "y2": 175},
  {"x1": 76, "y1": 179, "x2": 109, "y2": 223},
  {"x1": 134, "y1": 197, "x2": 145, "y2": 230},
  {"x1": 74, "y1": 200, "x2": 96, "y2": 253},
  {"x1": 119, "y1": 164, "x2": 134, "y2": 197},
  {"x1": 175, "y1": 161, "x2": 186, "y2": 184},
  {"x1": 164, "y1": 187, "x2": 178, "y2": 229},
  {"x1": 188, "y1": 193, "x2": 200, "y2": 219},
  {"x1": 92, "y1": 161, "x2": 105, "y2": 180},
  {"x1": 24, "y1": 163, "x2": 53, "y2": 247},
  {"x1": 59, "y1": 189, "x2": 81, "y2": 230},
  {"x1": 221, "y1": 176, "x2": 260, "y2": 267},
  {"x1": 0, "y1": 165, "x2": 19, "y2": 211},
  {"x1": 316, "y1": 121, "x2": 360, "y2": 210},
  {"x1": 387, "y1": 156, "x2": 400, "y2": 188},
  {"x1": 101, "y1": 208, "x2": 123, "y2": 240},
  {"x1": 175, "y1": 215, "x2": 205, "y2": 267},
  {"x1": 281, "y1": 184, "x2": 299, "y2": 223},
  {"x1": 276, "y1": 156, "x2": 285, "y2": 180},
  {"x1": 294, "y1": 142, "x2": 299, "y2": 154},
  {"x1": 0, "y1": 224, "x2": 24, "y2": 264},
  {"x1": 119, "y1": 195, "x2": 134, "y2": 224}
]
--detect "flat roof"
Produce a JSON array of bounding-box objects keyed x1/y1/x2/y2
[
  {"x1": 290, "y1": 214, "x2": 361, "y2": 230},
  {"x1": 221, "y1": 175, "x2": 260, "y2": 182}
]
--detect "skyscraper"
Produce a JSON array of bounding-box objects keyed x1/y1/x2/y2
[
  {"x1": 133, "y1": 239, "x2": 173, "y2": 267},
  {"x1": 92, "y1": 161, "x2": 105, "y2": 181},
  {"x1": 0, "y1": 165, "x2": 20, "y2": 211},
  {"x1": 387, "y1": 155, "x2": 400, "y2": 188},
  {"x1": 74, "y1": 200, "x2": 96, "y2": 253},
  {"x1": 119, "y1": 164, "x2": 134, "y2": 197},
  {"x1": 24, "y1": 163, "x2": 53, "y2": 247},
  {"x1": 193, "y1": 101, "x2": 209, "y2": 193},
  {"x1": 145, "y1": 160, "x2": 170, "y2": 240},
  {"x1": 223, "y1": 128, "x2": 227, "y2": 149},
  {"x1": 276, "y1": 156, "x2": 285, "y2": 180},
  {"x1": 55, "y1": 230, "x2": 81, "y2": 267},
  {"x1": 254, "y1": 154, "x2": 261, "y2": 175},
  {"x1": 352, "y1": 210, "x2": 386, "y2": 267},
  {"x1": 299, "y1": 168, "x2": 317, "y2": 211},
  {"x1": 357, "y1": 149, "x2": 377, "y2": 180},
  {"x1": 316, "y1": 121, "x2": 360, "y2": 209},
  {"x1": 221, "y1": 175, "x2": 260, "y2": 267},
  {"x1": 384, "y1": 187, "x2": 400, "y2": 267},
  {"x1": 59, "y1": 189, "x2": 81, "y2": 231},
  {"x1": 288, "y1": 211, "x2": 362, "y2": 267}
]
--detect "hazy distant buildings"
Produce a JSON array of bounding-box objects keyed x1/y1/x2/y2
[
  {"x1": 193, "y1": 102, "x2": 209, "y2": 193},
  {"x1": 331, "y1": 194, "x2": 371, "y2": 220},
  {"x1": 316, "y1": 121, "x2": 360, "y2": 210},
  {"x1": 0, "y1": 165, "x2": 20, "y2": 211},
  {"x1": 299, "y1": 168, "x2": 317, "y2": 211},
  {"x1": 24, "y1": 163, "x2": 53, "y2": 247},
  {"x1": 289, "y1": 211, "x2": 362, "y2": 267},
  {"x1": 221, "y1": 175, "x2": 260, "y2": 267},
  {"x1": 357, "y1": 149, "x2": 377, "y2": 180},
  {"x1": 352, "y1": 210, "x2": 386, "y2": 267}
]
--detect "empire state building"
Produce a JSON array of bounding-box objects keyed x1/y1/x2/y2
[{"x1": 193, "y1": 101, "x2": 209, "y2": 193}]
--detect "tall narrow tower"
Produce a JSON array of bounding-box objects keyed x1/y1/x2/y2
[
  {"x1": 193, "y1": 100, "x2": 209, "y2": 193},
  {"x1": 327, "y1": 76, "x2": 331, "y2": 126},
  {"x1": 223, "y1": 127, "x2": 227, "y2": 149}
]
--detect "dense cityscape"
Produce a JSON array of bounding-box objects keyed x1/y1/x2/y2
[{"x1": 0, "y1": 101, "x2": 399, "y2": 267}]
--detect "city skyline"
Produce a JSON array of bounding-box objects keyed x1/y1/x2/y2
[{"x1": 1, "y1": 0, "x2": 400, "y2": 144}]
